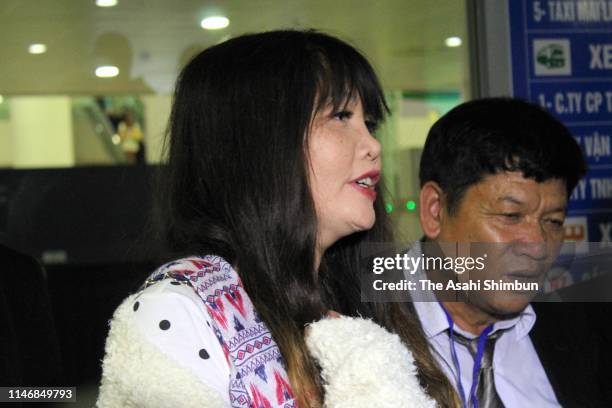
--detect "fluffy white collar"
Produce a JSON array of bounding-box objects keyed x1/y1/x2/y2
[
  {"x1": 307, "y1": 316, "x2": 435, "y2": 407},
  {"x1": 98, "y1": 295, "x2": 435, "y2": 407}
]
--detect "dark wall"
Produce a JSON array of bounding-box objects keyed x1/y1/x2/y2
[
  {"x1": 0, "y1": 165, "x2": 166, "y2": 387},
  {"x1": 0, "y1": 165, "x2": 165, "y2": 265}
]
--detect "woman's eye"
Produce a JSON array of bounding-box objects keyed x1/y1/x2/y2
[
  {"x1": 365, "y1": 120, "x2": 379, "y2": 134},
  {"x1": 332, "y1": 110, "x2": 353, "y2": 121}
]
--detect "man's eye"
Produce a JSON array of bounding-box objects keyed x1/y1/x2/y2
[
  {"x1": 547, "y1": 218, "x2": 565, "y2": 227},
  {"x1": 501, "y1": 213, "x2": 521, "y2": 221},
  {"x1": 332, "y1": 110, "x2": 353, "y2": 120}
]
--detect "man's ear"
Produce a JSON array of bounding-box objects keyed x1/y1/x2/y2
[{"x1": 419, "y1": 181, "x2": 445, "y2": 240}]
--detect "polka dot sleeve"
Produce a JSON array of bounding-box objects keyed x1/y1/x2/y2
[{"x1": 128, "y1": 279, "x2": 231, "y2": 405}]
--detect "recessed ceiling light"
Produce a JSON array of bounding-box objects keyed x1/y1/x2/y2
[
  {"x1": 95, "y1": 66, "x2": 120, "y2": 78},
  {"x1": 200, "y1": 16, "x2": 230, "y2": 30},
  {"x1": 96, "y1": 0, "x2": 118, "y2": 7},
  {"x1": 28, "y1": 43, "x2": 47, "y2": 54},
  {"x1": 445, "y1": 37, "x2": 462, "y2": 47}
]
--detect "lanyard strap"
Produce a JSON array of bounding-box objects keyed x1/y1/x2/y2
[{"x1": 439, "y1": 302, "x2": 493, "y2": 408}]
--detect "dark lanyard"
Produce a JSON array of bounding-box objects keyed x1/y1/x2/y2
[{"x1": 439, "y1": 302, "x2": 494, "y2": 408}]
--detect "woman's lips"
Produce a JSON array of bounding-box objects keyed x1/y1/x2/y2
[
  {"x1": 350, "y1": 170, "x2": 380, "y2": 200},
  {"x1": 352, "y1": 171, "x2": 380, "y2": 185},
  {"x1": 351, "y1": 182, "x2": 377, "y2": 200}
]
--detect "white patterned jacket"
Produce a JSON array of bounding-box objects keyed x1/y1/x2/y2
[{"x1": 97, "y1": 293, "x2": 435, "y2": 408}]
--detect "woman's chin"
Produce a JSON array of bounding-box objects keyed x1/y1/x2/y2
[{"x1": 350, "y1": 214, "x2": 376, "y2": 233}]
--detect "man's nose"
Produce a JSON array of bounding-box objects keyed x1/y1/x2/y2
[{"x1": 512, "y1": 223, "x2": 548, "y2": 261}]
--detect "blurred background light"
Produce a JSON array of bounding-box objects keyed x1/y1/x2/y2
[
  {"x1": 200, "y1": 16, "x2": 230, "y2": 30},
  {"x1": 445, "y1": 36, "x2": 462, "y2": 47},
  {"x1": 96, "y1": 0, "x2": 118, "y2": 7},
  {"x1": 95, "y1": 66, "x2": 119, "y2": 78},
  {"x1": 28, "y1": 43, "x2": 47, "y2": 54}
]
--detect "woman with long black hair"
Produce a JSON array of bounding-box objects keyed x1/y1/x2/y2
[{"x1": 97, "y1": 30, "x2": 458, "y2": 407}]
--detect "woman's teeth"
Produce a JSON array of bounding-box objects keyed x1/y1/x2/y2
[{"x1": 356, "y1": 177, "x2": 373, "y2": 188}]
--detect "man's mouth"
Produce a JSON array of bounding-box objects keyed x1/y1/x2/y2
[{"x1": 504, "y1": 271, "x2": 545, "y2": 283}]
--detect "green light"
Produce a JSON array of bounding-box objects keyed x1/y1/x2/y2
[
  {"x1": 385, "y1": 203, "x2": 394, "y2": 213},
  {"x1": 406, "y1": 200, "x2": 416, "y2": 211}
]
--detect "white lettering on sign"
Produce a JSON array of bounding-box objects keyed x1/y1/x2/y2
[
  {"x1": 570, "y1": 179, "x2": 588, "y2": 201},
  {"x1": 547, "y1": 1, "x2": 612, "y2": 22},
  {"x1": 589, "y1": 44, "x2": 612, "y2": 69},
  {"x1": 533, "y1": 1, "x2": 546, "y2": 22},
  {"x1": 551, "y1": 92, "x2": 612, "y2": 114},
  {"x1": 548, "y1": 1, "x2": 577, "y2": 21},
  {"x1": 589, "y1": 177, "x2": 612, "y2": 199},
  {"x1": 599, "y1": 223, "x2": 612, "y2": 247},
  {"x1": 577, "y1": 0, "x2": 612, "y2": 22},
  {"x1": 582, "y1": 131, "x2": 611, "y2": 160},
  {"x1": 555, "y1": 92, "x2": 583, "y2": 114},
  {"x1": 586, "y1": 92, "x2": 604, "y2": 113}
]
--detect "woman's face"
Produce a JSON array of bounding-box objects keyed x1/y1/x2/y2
[{"x1": 307, "y1": 96, "x2": 382, "y2": 252}]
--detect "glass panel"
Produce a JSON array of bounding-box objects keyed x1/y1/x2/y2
[
  {"x1": 0, "y1": 94, "x2": 169, "y2": 168},
  {"x1": 0, "y1": 0, "x2": 470, "y2": 240}
]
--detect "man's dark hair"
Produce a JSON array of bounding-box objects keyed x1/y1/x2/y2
[{"x1": 419, "y1": 97, "x2": 587, "y2": 214}]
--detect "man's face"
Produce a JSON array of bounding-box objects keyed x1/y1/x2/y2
[{"x1": 438, "y1": 171, "x2": 567, "y2": 315}]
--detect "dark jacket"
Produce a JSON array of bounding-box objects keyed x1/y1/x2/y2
[{"x1": 530, "y1": 301, "x2": 611, "y2": 408}]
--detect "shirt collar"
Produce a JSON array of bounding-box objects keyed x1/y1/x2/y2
[
  {"x1": 415, "y1": 299, "x2": 537, "y2": 340},
  {"x1": 414, "y1": 299, "x2": 451, "y2": 338},
  {"x1": 407, "y1": 241, "x2": 538, "y2": 340},
  {"x1": 498, "y1": 303, "x2": 536, "y2": 340}
]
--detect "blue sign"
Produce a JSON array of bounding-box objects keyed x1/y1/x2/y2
[{"x1": 509, "y1": 0, "x2": 612, "y2": 245}]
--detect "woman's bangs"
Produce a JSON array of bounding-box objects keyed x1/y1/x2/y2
[{"x1": 313, "y1": 54, "x2": 387, "y2": 123}]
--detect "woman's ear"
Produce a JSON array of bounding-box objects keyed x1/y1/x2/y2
[{"x1": 419, "y1": 181, "x2": 444, "y2": 240}]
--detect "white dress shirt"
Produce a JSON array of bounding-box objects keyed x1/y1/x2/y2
[{"x1": 407, "y1": 242, "x2": 560, "y2": 407}]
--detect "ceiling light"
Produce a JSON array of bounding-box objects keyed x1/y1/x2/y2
[
  {"x1": 445, "y1": 37, "x2": 462, "y2": 47},
  {"x1": 0, "y1": 95, "x2": 3, "y2": 104},
  {"x1": 200, "y1": 16, "x2": 230, "y2": 30},
  {"x1": 96, "y1": 0, "x2": 118, "y2": 7},
  {"x1": 95, "y1": 66, "x2": 119, "y2": 78},
  {"x1": 28, "y1": 43, "x2": 47, "y2": 54}
]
